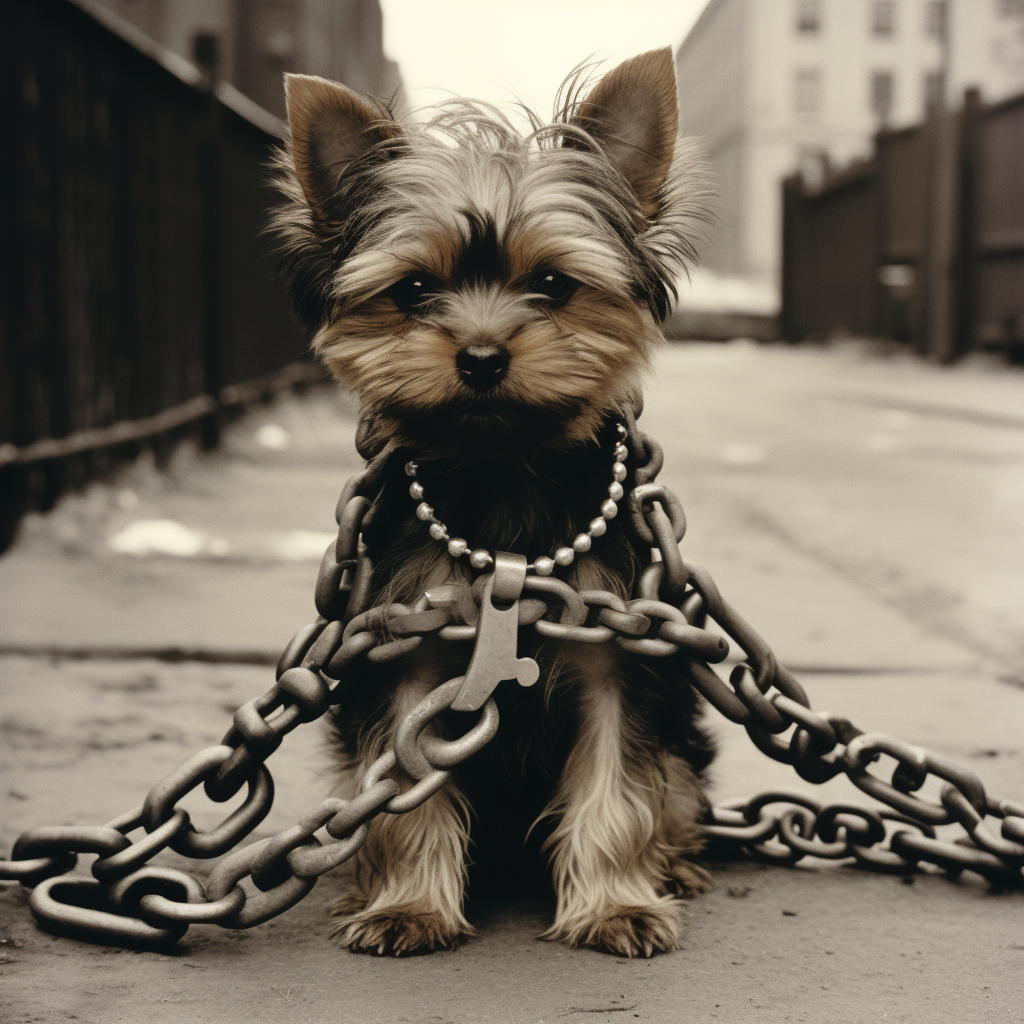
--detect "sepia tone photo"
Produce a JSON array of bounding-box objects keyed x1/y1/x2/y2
[{"x1": 2, "y1": 1, "x2": 1022, "y2": 1021}]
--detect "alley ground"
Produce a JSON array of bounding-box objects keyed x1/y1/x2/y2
[{"x1": 1, "y1": 340, "x2": 1023, "y2": 1024}]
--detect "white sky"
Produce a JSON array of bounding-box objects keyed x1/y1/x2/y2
[{"x1": 378, "y1": 0, "x2": 711, "y2": 122}]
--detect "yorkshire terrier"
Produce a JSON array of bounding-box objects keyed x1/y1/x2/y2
[{"x1": 273, "y1": 48, "x2": 714, "y2": 958}]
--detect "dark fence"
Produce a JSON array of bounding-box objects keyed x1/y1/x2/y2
[
  {"x1": 781, "y1": 88, "x2": 1024, "y2": 360},
  {"x1": 0, "y1": 0, "x2": 315, "y2": 549},
  {"x1": 971, "y1": 91, "x2": 1024, "y2": 353}
]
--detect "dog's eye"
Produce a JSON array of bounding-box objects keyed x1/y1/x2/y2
[
  {"x1": 387, "y1": 274, "x2": 442, "y2": 313},
  {"x1": 525, "y1": 270, "x2": 578, "y2": 305}
]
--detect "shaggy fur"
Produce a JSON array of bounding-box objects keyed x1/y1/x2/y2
[{"x1": 273, "y1": 48, "x2": 715, "y2": 958}]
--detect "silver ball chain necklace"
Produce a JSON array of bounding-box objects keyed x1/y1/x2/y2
[{"x1": 404, "y1": 423, "x2": 630, "y2": 576}]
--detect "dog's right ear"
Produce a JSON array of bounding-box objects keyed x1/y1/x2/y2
[
  {"x1": 284, "y1": 74, "x2": 402, "y2": 230},
  {"x1": 566, "y1": 49, "x2": 679, "y2": 221}
]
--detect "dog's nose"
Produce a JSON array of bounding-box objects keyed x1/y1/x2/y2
[{"x1": 456, "y1": 345, "x2": 510, "y2": 392}]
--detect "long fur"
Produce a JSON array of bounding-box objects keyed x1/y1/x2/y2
[{"x1": 273, "y1": 52, "x2": 716, "y2": 959}]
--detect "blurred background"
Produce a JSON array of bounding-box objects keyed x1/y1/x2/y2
[{"x1": 2, "y1": 5, "x2": 1024, "y2": 1015}]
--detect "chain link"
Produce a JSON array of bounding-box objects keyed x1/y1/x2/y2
[{"x1": 3, "y1": 420, "x2": 1022, "y2": 946}]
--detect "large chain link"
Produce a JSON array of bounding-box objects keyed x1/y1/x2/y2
[{"x1": 3, "y1": 421, "x2": 1022, "y2": 947}]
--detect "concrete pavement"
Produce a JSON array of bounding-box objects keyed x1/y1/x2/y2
[{"x1": 2, "y1": 340, "x2": 1023, "y2": 1023}]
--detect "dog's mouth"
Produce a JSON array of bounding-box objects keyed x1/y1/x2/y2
[{"x1": 382, "y1": 398, "x2": 582, "y2": 454}]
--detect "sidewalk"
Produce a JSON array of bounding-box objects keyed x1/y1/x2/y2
[{"x1": 2, "y1": 341, "x2": 1023, "y2": 1023}]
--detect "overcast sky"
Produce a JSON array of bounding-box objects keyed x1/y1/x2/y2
[{"x1": 378, "y1": 0, "x2": 711, "y2": 122}]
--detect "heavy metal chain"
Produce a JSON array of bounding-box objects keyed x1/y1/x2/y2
[{"x1": 2, "y1": 416, "x2": 1022, "y2": 947}]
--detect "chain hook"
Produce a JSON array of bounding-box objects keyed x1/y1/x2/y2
[{"x1": 451, "y1": 552, "x2": 540, "y2": 712}]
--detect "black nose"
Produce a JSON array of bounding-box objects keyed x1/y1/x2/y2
[{"x1": 456, "y1": 345, "x2": 510, "y2": 392}]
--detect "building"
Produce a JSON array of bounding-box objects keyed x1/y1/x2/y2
[
  {"x1": 97, "y1": 0, "x2": 404, "y2": 119},
  {"x1": 676, "y1": 0, "x2": 1024, "y2": 286}
]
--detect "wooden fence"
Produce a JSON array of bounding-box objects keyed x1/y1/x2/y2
[
  {"x1": 0, "y1": 0, "x2": 316, "y2": 549},
  {"x1": 781, "y1": 88, "x2": 1024, "y2": 361}
]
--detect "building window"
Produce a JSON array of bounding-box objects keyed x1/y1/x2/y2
[
  {"x1": 795, "y1": 68, "x2": 823, "y2": 113},
  {"x1": 923, "y1": 69, "x2": 945, "y2": 111},
  {"x1": 872, "y1": 0, "x2": 897, "y2": 36},
  {"x1": 796, "y1": 0, "x2": 821, "y2": 33},
  {"x1": 926, "y1": 0, "x2": 948, "y2": 38},
  {"x1": 871, "y1": 70, "x2": 895, "y2": 123}
]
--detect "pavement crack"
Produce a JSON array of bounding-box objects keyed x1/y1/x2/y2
[
  {"x1": 559, "y1": 1006, "x2": 637, "y2": 1016},
  {"x1": 0, "y1": 644, "x2": 280, "y2": 666},
  {"x1": 736, "y1": 502, "x2": 1020, "y2": 676}
]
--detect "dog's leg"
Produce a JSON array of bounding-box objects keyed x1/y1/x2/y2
[
  {"x1": 330, "y1": 672, "x2": 473, "y2": 956},
  {"x1": 540, "y1": 646, "x2": 711, "y2": 957}
]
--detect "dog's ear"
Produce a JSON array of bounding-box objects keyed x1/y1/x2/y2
[
  {"x1": 568, "y1": 48, "x2": 679, "y2": 219},
  {"x1": 284, "y1": 73, "x2": 402, "y2": 229}
]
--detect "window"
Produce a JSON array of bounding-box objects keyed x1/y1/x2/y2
[
  {"x1": 926, "y1": 0, "x2": 948, "y2": 38},
  {"x1": 871, "y1": 70, "x2": 895, "y2": 123},
  {"x1": 923, "y1": 69, "x2": 945, "y2": 111},
  {"x1": 872, "y1": 0, "x2": 897, "y2": 36},
  {"x1": 796, "y1": 0, "x2": 821, "y2": 33},
  {"x1": 795, "y1": 68, "x2": 823, "y2": 113}
]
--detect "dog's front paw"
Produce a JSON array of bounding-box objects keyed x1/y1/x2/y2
[
  {"x1": 330, "y1": 901, "x2": 466, "y2": 956},
  {"x1": 582, "y1": 905, "x2": 681, "y2": 958},
  {"x1": 545, "y1": 901, "x2": 682, "y2": 958}
]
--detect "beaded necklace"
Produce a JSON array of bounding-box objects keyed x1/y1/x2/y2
[{"x1": 405, "y1": 423, "x2": 629, "y2": 575}]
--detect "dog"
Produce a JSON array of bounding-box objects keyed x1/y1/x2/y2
[{"x1": 272, "y1": 48, "x2": 715, "y2": 958}]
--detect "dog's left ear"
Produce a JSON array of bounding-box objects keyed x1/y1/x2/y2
[{"x1": 568, "y1": 48, "x2": 678, "y2": 220}]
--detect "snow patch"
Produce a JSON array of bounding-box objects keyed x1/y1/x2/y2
[
  {"x1": 255, "y1": 423, "x2": 292, "y2": 450},
  {"x1": 109, "y1": 519, "x2": 228, "y2": 557},
  {"x1": 675, "y1": 269, "x2": 780, "y2": 316},
  {"x1": 274, "y1": 530, "x2": 336, "y2": 561}
]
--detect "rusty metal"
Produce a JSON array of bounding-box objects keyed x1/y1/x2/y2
[{"x1": 3, "y1": 416, "x2": 1022, "y2": 949}]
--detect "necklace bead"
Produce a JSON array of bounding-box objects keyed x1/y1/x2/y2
[
  {"x1": 407, "y1": 423, "x2": 627, "y2": 574},
  {"x1": 469, "y1": 548, "x2": 494, "y2": 569}
]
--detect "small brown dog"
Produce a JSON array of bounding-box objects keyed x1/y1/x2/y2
[{"x1": 273, "y1": 48, "x2": 714, "y2": 958}]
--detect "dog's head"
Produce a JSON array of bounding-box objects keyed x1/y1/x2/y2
[{"x1": 274, "y1": 49, "x2": 706, "y2": 455}]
